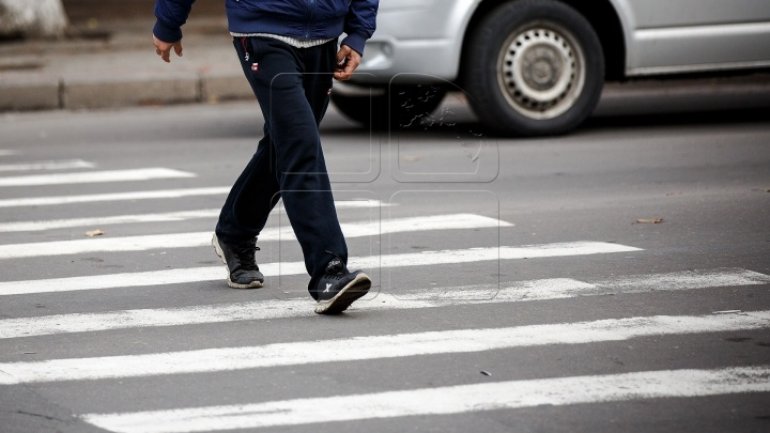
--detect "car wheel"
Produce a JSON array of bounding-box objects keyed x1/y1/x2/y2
[
  {"x1": 331, "y1": 85, "x2": 447, "y2": 130},
  {"x1": 465, "y1": 0, "x2": 605, "y2": 136}
]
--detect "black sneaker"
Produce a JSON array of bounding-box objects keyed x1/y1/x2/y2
[
  {"x1": 211, "y1": 233, "x2": 264, "y2": 289},
  {"x1": 313, "y1": 257, "x2": 371, "y2": 315}
]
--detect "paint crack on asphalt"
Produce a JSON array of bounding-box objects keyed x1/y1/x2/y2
[{"x1": 14, "y1": 409, "x2": 66, "y2": 422}]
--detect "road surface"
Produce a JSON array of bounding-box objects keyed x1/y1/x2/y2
[{"x1": 0, "y1": 90, "x2": 769, "y2": 433}]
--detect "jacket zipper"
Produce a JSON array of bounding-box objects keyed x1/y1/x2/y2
[{"x1": 305, "y1": 0, "x2": 315, "y2": 39}]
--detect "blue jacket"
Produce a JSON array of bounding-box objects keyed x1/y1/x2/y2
[{"x1": 154, "y1": 0, "x2": 378, "y2": 55}]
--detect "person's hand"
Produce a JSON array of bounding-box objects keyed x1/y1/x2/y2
[
  {"x1": 153, "y1": 35, "x2": 183, "y2": 63},
  {"x1": 334, "y1": 45, "x2": 361, "y2": 81}
]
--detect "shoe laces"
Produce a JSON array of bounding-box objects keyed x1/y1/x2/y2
[
  {"x1": 325, "y1": 255, "x2": 345, "y2": 274},
  {"x1": 233, "y1": 240, "x2": 260, "y2": 270}
]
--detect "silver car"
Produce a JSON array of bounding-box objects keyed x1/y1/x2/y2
[{"x1": 333, "y1": 0, "x2": 770, "y2": 135}]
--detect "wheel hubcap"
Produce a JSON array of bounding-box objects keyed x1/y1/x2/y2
[{"x1": 499, "y1": 26, "x2": 585, "y2": 119}]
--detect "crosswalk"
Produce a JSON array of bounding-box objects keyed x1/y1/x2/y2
[
  {"x1": 0, "y1": 149, "x2": 768, "y2": 432},
  {"x1": 0, "y1": 213, "x2": 508, "y2": 258},
  {"x1": 0, "y1": 159, "x2": 95, "y2": 173},
  {"x1": 81, "y1": 366, "x2": 770, "y2": 433},
  {"x1": 0, "y1": 167, "x2": 195, "y2": 187},
  {"x1": 3, "y1": 311, "x2": 770, "y2": 385},
  {"x1": 2, "y1": 268, "x2": 767, "y2": 339},
  {"x1": 0, "y1": 242, "x2": 638, "y2": 296}
]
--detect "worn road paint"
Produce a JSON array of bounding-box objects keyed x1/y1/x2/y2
[
  {"x1": 0, "y1": 168, "x2": 195, "y2": 187},
  {"x1": 0, "y1": 209, "x2": 222, "y2": 232},
  {"x1": 1, "y1": 269, "x2": 767, "y2": 339},
  {"x1": 0, "y1": 159, "x2": 95, "y2": 173},
  {"x1": 0, "y1": 187, "x2": 231, "y2": 208},
  {"x1": 0, "y1": 188, "x2": 385, "y2": 209},
  {"x1": 0, "y1": 241, "x2": 640, "y2": 296},
  {"x1": 0, "y1": 214, "x2": 510, "y2": 258},
  {"x1": 80, "y1": 366, "x2": 770, "y2": 433},
  {"x1": 1, "y1": 311, "x2": 768, "y2": 384}
]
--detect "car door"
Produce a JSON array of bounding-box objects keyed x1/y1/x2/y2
[{"x1": 611, "y1": 0, "x2": 770, "y2": 75}]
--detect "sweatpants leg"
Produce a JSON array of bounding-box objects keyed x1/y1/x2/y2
[
  {"x1": 216, "y1": 37, "x2": 348, "y2": 294},
  {"x1": 215, "y1": 127, "x2": 280, "y2": 242}
]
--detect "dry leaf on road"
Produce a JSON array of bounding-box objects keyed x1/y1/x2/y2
[
  {"x1": 635, "y1": 218, "x2": 664, "y2": 224},
  {"x1": 85, "y1": 229, "x2": 105, "y2": 237}
]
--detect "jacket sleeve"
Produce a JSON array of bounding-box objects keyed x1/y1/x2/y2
[
  {"x1": 153, "y1": 0, "x2": 197, "y2": 43},
  {"x1": 341, "y1": 0, "x2": 379, "y2": 56}
]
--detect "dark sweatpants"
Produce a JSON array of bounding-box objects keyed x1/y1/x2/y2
[{"x1": 216, "y1": 37, "x2": 348, "y2": 295}]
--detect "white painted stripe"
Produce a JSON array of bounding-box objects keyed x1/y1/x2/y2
[
  {"x1": 0, "y1": 209, "x2": 222, "y2": 233},
  {"x1": 0, "y1": 168, "x2": 195, "y2": 187},
  {"x1": 0, "y1": 214, "x2": 509, "y2": 258},
  {"x1": 0, "y1": 201, "x2": 390, "y2": 232},
  {"x1": 0, "y1": 266, "x2": 224, "y2": 297},
  {"x1": 319, "y1": 200, "x2": 390, "y2": 209},
  {"x1": 588, "y1": 269, "x2": 770, "y2": 292},
  {"x1": 0, "y1": 188, "x2": 386, "y2": 209},
  {"x1": 0, "y1": 242, "x2": 640, "y2": 296},
  {"x1": 0, "y1": 311, "x2": 768, "y2": 385},
  {"x1": 81, "y1": 366, "x2": 770, "y2": 433},
  {"x1": 2, "y1": 269, "x2": 767, "y2": 339},
  {"x1": 0, "y1": 159, "x2": 95, "y2": 173},
  {"x1": 0, "y1": 187, "x2": 230, "y2": 208},
  {"x1": 0, "y1": 279, "x2": 587, "y2": 339}
]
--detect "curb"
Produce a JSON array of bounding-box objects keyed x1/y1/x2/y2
[
  {"x1": 0, "y1": 75, "x2": 61, "y2": 111},
  {"x1": 0, "y1": 72, "x2": 252, "y2": 112}
]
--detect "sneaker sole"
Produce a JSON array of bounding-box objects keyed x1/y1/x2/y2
[
  {"x1": 211, "y1": 234, "x2": 264, "y2": 290},
  {"x1": 314, "y1": 272, "x2": 371, "y2": 315}
]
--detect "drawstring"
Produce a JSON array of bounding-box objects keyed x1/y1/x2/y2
[{"x1": 241, "y1": 37, "x2": 250, "y2": 62}]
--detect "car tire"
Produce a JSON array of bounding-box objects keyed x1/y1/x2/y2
[
  {"x1": 465, "y1": 0, "x2": 605, "y2": 136},
  {"x1": 331, "y1": 85, "x2": 447, "y2": 130}
]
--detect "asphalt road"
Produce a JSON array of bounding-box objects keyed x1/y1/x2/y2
[{"x1": 0, "y1": 90, "x2": 769, "y2": 433}]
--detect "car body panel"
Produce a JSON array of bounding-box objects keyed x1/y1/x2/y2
[
  {"x1": 354, "y1": 0, "x2": 480, "y2": 83},
  {"x1": 354, "y1": 0, "x2": 770, "y2": 84},
  {"x1": 612, "y1": 0, "x2": 770, "y2": 75}
]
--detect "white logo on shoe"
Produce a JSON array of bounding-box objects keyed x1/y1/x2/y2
[{"x1": 324, "y1": 283, "x2": 332, "y2": 293}]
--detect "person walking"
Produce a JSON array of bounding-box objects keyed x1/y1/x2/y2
[{"x1": 152, "y1": 0, "x2": 378, "y2": 314}]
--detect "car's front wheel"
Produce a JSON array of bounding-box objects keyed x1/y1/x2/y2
[{"x1": 465, "y1": 0, "x2": 605, "y2": 136}]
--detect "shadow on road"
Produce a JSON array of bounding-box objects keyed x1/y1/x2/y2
[
  {"x1": 584, "y1": 108, "x2": 770, "y2": 130},
  {"x1": 324, "y1": 73, "x2": 770, "y2": 138},
  {"x1": 324, "y1": 106, "x2": 770, "y2": 139}
]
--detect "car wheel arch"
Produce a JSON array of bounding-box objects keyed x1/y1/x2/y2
[
  {"x1": 458, "y1": 0, "x2": 626, "y2": 86},
  {"x1": 461, "y1": 0, "x2": 608, "y2": 135}
]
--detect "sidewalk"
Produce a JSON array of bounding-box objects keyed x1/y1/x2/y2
[
  {"x1": 0, "y1": 3, "x2": 250, "y2": 112},
  {"x1": 3, "y1": 2, "x2": 769, "y2": 115}
]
